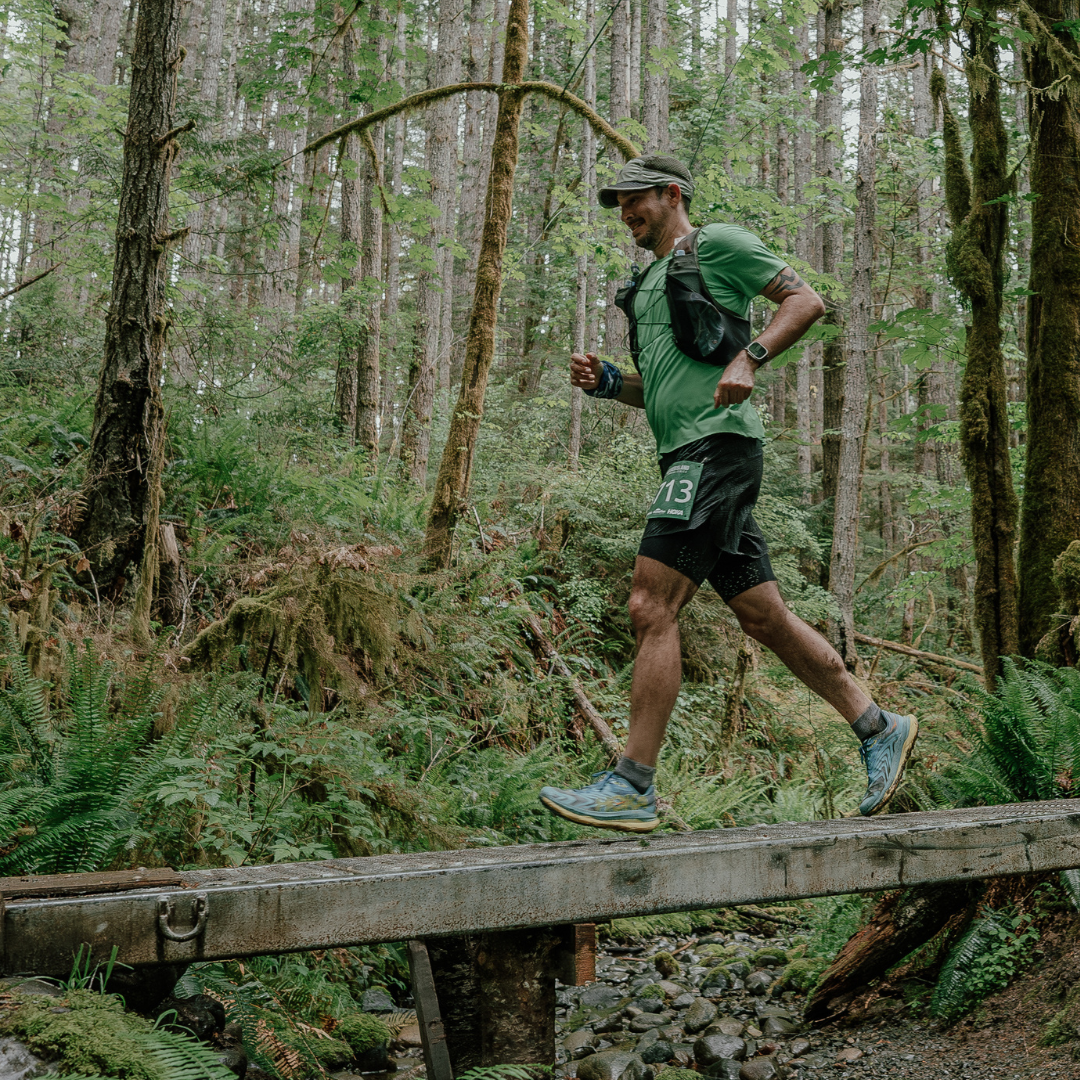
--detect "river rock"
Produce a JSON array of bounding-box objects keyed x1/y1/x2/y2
[
  {"x1": 577, "y1": 1049, "x2": 649, "y2": 1080},
  {"x1": 0, "y1": 979, "x2": 62, "y2": 1000},
  {"x1": 835, "y1": 1047, "x2": 863, "y2": 1063},
  {"x1": 703, "y1": 1061, "x2": 743, "y2": 1080},
  {"x1": 671, "y1": 993, "x2": 696, "y2": 1009},
  {"x1": 788, "y1": 1038, "x2": 811, "y2": 1058},
  {"x1": 594, "y1": 1015, "x2": 625, "y2": 1035},
  {"x1": 694, "y1": 1034, "x2": 747, "y2": 1066},
  {"x1": 564, "y1": 1030, "x2": 598, "y2": 1059},
  {"x1": 630, "y1": 1014, "x2": 668, "y2": 1033},
  {"x1": 744, "y1": 972, "x2": 773, "y2": 996},
  {"x1": 631, "y1": 998, "x2": 665, "y2": 1014},
  {"x1": 700, "y1": 971, "x2": 729, "y2": 993},
  {"x1": 656, "y1": 981, "x2": 684, "y2": 997},
  {"x1": 0, "y1": 1037, "x2": 51, "y2": 1080},
  {"x1": 706, "y1": 1017, "x2": 745, "y2": 1038},
  {"x1": 724, "y1": 961, "x2": 750, "y2": 980},
  {"x1": 361, "y1": 987, "x2": 396, "y2": 1012},
  {"x1": 760, "y1": 1017, "x2": 798, "y2": 1037},
  {"x1": 158, "y1": 994, "x2": 225, "y2": 1041},
  {"x1": 640, "y1": 1041, "x2": 675, "y2": 1065},
  {"x1": 682, "y1": 998, "x2": 717, "y2": 1034},
  {"x1": 582, "y1": 984, "x2": 627, "y2": 1010},
  {"x1": 218, "y1": 1048, "x2": 247, "y2": 1078},
  {"x1": 739, "y1": 1057, "x2": 785, "y2": 1080}
]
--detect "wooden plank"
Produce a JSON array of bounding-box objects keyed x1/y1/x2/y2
[
  {"x1": 406, "y1": 940, "x2": 454, "y2": 1080},
  {"x1": 4, "y1": 801, "x2": 1080, "y2": 977},
  {"x1": 0, "y1": 868, "x2": 183, "y2": 900},
  {"x1": 555, "y1": 923, "x2": 596, "y2": 986}
]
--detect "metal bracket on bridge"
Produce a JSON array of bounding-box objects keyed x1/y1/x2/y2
[{"x1": 156, "y1": 893, "x2": 208, "y2": 943}]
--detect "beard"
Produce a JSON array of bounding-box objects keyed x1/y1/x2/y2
[{"x1": 632, "y1": 221, "x2": 664, "y2": 251}]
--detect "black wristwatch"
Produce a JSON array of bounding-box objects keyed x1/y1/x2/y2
[{"x1": 746, "y1": 340, "x2": 770, "y2": 366}]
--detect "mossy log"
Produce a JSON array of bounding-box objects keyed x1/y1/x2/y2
[{"x1": 805, "y1": 882, "x2": 980, "y2": 1024}]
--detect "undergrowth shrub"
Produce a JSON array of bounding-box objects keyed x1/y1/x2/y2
[{"x1": 929, "y1": 906, "x2": 1038, "y2": 1023}]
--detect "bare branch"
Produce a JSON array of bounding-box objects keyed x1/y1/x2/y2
[{"x1": 0, "y1": 264, "x2": 61, "y2": 301}]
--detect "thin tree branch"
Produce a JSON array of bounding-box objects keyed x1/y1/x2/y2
[
  {"x1": 304, "y1": 81, "x2": 639, "y2": 161},
  {"x1": 0, "y1": 263, "x2": 61, "y2": 300}
]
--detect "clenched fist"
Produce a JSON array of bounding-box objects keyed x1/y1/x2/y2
[{"x1": 570, "y1": 352, "x2": 602, "y2": 391}]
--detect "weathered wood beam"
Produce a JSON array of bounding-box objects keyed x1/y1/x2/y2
[{"x1": 5, "y1": 802, "x2": 1080, "y2": 977}]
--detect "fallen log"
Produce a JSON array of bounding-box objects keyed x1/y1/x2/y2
[
  {"x1": 523, "y1": 613, "x2": 620, "y2": 760},
  {"x1": 853, "y1": 632, "x2": 984, "y2": 675}
]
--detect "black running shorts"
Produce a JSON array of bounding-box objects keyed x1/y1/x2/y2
[{"x1": 637, "y1": 433, "x2": 777, "y2": 603}]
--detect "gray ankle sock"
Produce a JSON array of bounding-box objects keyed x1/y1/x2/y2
[
  {"x1": 614, "y1": 756, "x2": 656, "y2": 794},
  {"x1": 852, "y1": 704, "x2": 886, "y2": 742}
]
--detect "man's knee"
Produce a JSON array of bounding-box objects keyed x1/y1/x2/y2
[
  {"x1": 628, "y1": 586, "x2": 679, "y2": 635},
  {"x1": 736, "y1": 600, "x2": 799, "y2": 651}
]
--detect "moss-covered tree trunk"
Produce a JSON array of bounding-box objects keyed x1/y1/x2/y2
[
  {"x1": 72, "y1": 0, "x2": 186, "y2": 589},
  {"x1": 931, "y1": 20, "x2": 1019, "y2": 688},
  {"x1": 1017, "y1": 0, "x2": 1080, "y2": 660},
  {"x1": 422, "y1": 0, "x2": 528, "y2": 567}
]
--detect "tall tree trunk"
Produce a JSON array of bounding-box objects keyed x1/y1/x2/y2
[
  {"x1": 643, "y1": 0, "x2": 668, "y2": 151},
  {"x1": 72, "y1": 0, "x2": 185, "y2": 593},
  {"x1": 931, "y1": 20, "x2": 1020, "y2": 687},
  {"x1": 569, "y1": 0, "x2": 597, "y2": 468},
  {"x1": 1017, "y1": 0, "x2": 1080, "y2": 661},
  {"x1": 401, "y1": 0, "x2": 463, "y2": 484},
  {"x1": 828, "y1": 0, "x2": 876, "y2": 667},
  {"x1": 818, "y1": 0, "x2": 844, "y2": 506},
  {"x1": 793, "y1": 16, "x2": 813, "y2": 484},
  {"x1": 356, "y1": 14, "x2": 387, "y2": 457},
  {"x1": 423, "y1": 0, "x2": 531, "y2": 566}
]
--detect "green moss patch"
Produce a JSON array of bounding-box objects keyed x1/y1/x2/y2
[{"x1": 337, "y1": 1011, "x2": 391, "y2": 1054}]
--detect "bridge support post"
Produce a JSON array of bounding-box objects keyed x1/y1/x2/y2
[{"x1": 426, "y1": 927, "x2": 560, "y2": 1071}]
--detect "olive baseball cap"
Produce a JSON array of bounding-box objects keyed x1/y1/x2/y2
[{"x1": 598, "y1": 154, "x2": 695, "y2": 209}]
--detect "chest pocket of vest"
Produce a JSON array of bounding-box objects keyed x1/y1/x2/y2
[{"x1": 666, "y1": 239, "x2": 751, "y2": 367}]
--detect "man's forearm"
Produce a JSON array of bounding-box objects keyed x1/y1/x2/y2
[
  {"x1": 616, "y1": 372, "x2": 646, "y2": 409},
  {"x1": 752, "y1": 293, "x2": 826, "y2": 363}
]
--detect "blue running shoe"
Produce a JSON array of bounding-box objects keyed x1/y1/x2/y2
[
  {"x1": 540, "y1": 771, "x2": 659, "y2": 833},
  {"x1": 859, "y1": 711, "x2": 919, "y2": 816}
]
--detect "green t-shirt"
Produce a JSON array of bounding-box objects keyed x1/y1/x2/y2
[{"x1": 632, "y1": 222, "x2": 788, "y2": 455}]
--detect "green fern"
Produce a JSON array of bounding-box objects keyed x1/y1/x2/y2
[
  {"x1": 938, "y1": 660, "x2": 1080, "y2": 807},
  {"x1": 1060, "y1": 869, "x2": 1080, "y2": 911},
  {"x1": 929, "y1": 907, "x2": 1038, "y2": 1023},
  {"x1": 0, "y1": 633, "x2": 241, "y2": 874}
]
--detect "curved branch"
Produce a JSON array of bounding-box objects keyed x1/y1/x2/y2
[{"x1": 303, "y1": 80, "x2": 640, "y2": 162}]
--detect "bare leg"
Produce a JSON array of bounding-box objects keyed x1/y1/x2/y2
[
  {"x1": 726, "y1": 580, "x2": 872, "y2": 724},
  {"x1": 623, "y1": 556, "x2": 699, "y2": 766}
]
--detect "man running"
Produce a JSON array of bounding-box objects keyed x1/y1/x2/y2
[{"x1": 539, "y1": 155, "x2": 917, "y2": 833}]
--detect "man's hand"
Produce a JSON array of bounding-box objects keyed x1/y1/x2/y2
[
  {"x1": 714, "y1": 352, "x2": 757, "y2": 408},
  {"x1": 570, "y1": 352, "x2": 602, "y2": 391}
]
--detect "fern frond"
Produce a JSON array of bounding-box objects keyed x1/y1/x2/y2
[{"x1": 1060, "y1": 869, "x2": 1080, "y2": 911}]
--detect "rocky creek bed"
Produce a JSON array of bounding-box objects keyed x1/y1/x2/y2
[{"x1": 551, "y1": 927, "x2": 1080, "y2": 1080}]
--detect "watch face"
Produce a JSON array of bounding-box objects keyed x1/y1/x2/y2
[{"x1": 747, "y1": 341, "x2": 768, "y2": 361}]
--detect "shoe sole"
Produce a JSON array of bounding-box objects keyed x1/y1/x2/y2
[
  {"x1": 540, "y1": 796, "x2": 660, "y2": 833},
  {"x1": 861, "y1": 716, "x2": 919, "y2": 817}
]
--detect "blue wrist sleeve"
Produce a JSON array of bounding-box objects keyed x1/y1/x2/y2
[{"x1": 584, "y1": 361, "x2": 624, "y2": 400}]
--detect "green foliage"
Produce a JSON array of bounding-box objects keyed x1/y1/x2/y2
[
  {"x1": 637, "y1": 983, "x2": 665, "y2": 1000},
  {"x1": 0, "y1": 988, "x2": 233, "y2": 1080},
  {"x1": 336, "y1": 1012, "x2": 392, "y2": 1054},
  {"x1": 937, "y1": 661, "x2": 1080, "y2": 807},
  {"x1": 929, "y1": 907, "x2": 1038, "y2": 1024}
]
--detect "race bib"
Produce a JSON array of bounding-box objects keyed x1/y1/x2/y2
[{"x1": 646, "y1": 460, "x2": 703, "y2": 521}]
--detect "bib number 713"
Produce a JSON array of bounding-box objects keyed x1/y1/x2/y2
[{"x1": 646, "y1": 460, "x2": 703, "y2": 521}]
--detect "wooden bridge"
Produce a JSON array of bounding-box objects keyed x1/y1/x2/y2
[{"x1": 4, "y1": 800, "x2": 1080, "y2": 1074}]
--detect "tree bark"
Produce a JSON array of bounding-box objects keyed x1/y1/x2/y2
[
  {"x1": 806, "y1": 883, "x2": 979, "y2": 1023},
  {"x1": 72, "y1": 0, "x2": 185, "y2": 589},
  {"x1": 1017, "y1": 0, "x2": 1080, "y2": 661},
  {"x1": 401, "y1": 0, "x2": 463, "y2": 485},
  {"x1": 793, "y1": 16, "x2": 813, "y2": 484},
  {"x1": 643, "y1": 0, "x2": 669, "y2": 151},
  {"x1": 931, "y1": 24, "x2": 1020, "y2": 687},
  {"x1": 818, "y1": 0, "x2": 845, "y2": 506},
  {"x1": 827, "y1": 0, "x2": 876, "y2": 667}
]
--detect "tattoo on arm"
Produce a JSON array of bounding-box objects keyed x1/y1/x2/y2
[{"x1": 763, "y1": 267, "x2": 806, "y2": 299}]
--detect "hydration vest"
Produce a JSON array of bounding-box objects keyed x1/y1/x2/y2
[{"x1": 613, "y1": 228, "x2": 751, "y2": 371}]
